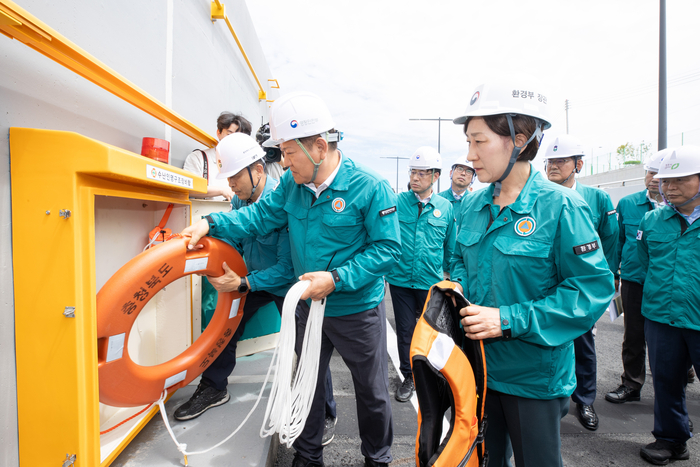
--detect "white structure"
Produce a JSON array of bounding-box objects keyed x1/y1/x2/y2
[{"x1": 0, "y1": 2, "x2": 278, "y2": 465}]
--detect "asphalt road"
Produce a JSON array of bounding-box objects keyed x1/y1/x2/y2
[{"x1": 275, "y1": 286, "x2": 700, "y2": 467}]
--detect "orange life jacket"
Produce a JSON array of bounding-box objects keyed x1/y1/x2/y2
[{"x1": 410, "y1": 281, "x2": 488, "y2": 467}]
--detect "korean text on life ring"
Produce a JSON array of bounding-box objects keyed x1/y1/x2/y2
[{"x1": 97, "y1": 236, "x2": 247, "y2": 407}]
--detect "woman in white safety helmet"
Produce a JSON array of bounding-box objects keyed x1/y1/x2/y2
[
  {"x1": 636, "y1": 145, "x2": 700, "y2": 465},
  {"x1": 449, "y1": 79, "x2": 615, "y2": 467},
  {"x1": 216, "y1": 132, "x2": 267, "y2": 204},
  {"x1": 263, "y1": 91, "x2": 342, "y2": 184}
]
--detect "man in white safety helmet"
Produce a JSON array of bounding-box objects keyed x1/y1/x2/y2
[
  {"x1": 385, "y1": 146, "x2": 455, "y2": 402},
  {"x1": 544, "y1": 134, "x2": 619, "y2": 431},
  {"x1": 636, "y1": 146, "x2": 700, "y2": 465},
  {"x1": 182, "y1": 91, "x2": 400, "y2": 467},
  {"x1": 174, "y1": 133, "x2": 297, "y2": 421},
  {"x1": 604, "y1": 148, "x2": 671, "y2": 407},
  {"x1": 438, "y1": 154, "x2": 476, "y2": 228}
]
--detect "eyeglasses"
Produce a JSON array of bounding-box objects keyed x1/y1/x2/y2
[
  {"x1": 453, "y1": 166, "x2": 474, "y2": 175},
  {"x1": 546, "y1": 158, "x2": 574, "y2": 167},
  {"x1": 409, "y1": 169, "x2": 435, "y2": 178}
]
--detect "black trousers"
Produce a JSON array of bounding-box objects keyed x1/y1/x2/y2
[
  {"x1": 388, "y1": 284, "x2": 430, "y2": 378},
  {"x1": 646, "y1": 318, "x2": 700, "y2": 444},
  {"x1": 296, "y1": 301, "x2": 337, "y2": 419},
  {"x1": 572, "y1": 327, "x2": 597, "y2": 405},
  {"x1": 201, "y1": 290, "x2": 285, "y2": 391},
  {"x1": 293, "y1": 303, "x2": 393, "y2": 465},
  {"x1": 485, "y1": 389, "x2": 569, "y2": 467},
  {"x1": 620, "y1": 279, "x2": 646, "y2": 390}
]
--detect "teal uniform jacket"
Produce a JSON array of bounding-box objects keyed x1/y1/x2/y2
[
  {"x1": 228, "y1": 176, "x2": 295, "y2": 297},
  {"x1": 637, "y1": 206, "x2": 700, "y2": 330},
  {"x1": 438, "y1": 188, "x2": 468, "y2": 227},
  {"x1": 450, "y1": 167, "x2": 614, "y2": 399},
  {"x1": 385, "y1": 191, "x2": 456, "y2": 290},
  {"x1": 617, "y1": 189, "x2": 654, "y2": 284},
  {"x1": 574, "y1": 182, "x2": 619, "y2": 275},
  {"x1": 207, "y1": 155, "x2": 401, "y2": 317}
]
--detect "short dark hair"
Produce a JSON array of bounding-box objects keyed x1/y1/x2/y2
[
  {"x1": 249, "y1": 159, "x2": 265, "y2": 170},
  {"x1": 217, "y1": 112, "x2": 252, "y2": 136},
  {"x1": 464, "y1": 115, "x2": 541, "y2": 161},
  {"x1": 298, "y1": 129, "x2": 339, "y2": 152}
]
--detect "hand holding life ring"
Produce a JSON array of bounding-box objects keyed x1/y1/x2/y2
[{"x1": 97, "y1": 236, "x2": 247, "y2": 407}]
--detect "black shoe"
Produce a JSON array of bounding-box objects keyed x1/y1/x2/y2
[
  {"x1": 173, "y1": 382, "x2": 230, "y2": 421},
  {"x1": 321, "y1": 415, "x2": 337, "y2": 446},
  {"x1": 365, "y1": 458, "x2": 389, "y2": 467},
  {"x1": 640, "y1": 439, "x2": 689, "y2": 465},
  {"x1": 291, "y1": 453, "x2": 324, "y2": 467},
  {"x1": 576, "y1": 403, "x2": 599, "y2": 431},
  {"x1": 688, "y1": 367, "x2": 696, "y2": 384},
  {"x1": 605, "y1": 384, "x2": 641, "y2": 404},
  {"x1": 395, "y1": 377, "x2": 414, "y2": 402}
]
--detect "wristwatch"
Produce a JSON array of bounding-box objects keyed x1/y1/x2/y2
[{"x1": 237, "y1": 276, "x2": 249, "y2": 294}]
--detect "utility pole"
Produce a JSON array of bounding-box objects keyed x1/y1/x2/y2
[
  {"x1": 564, "y1": 99, "x2": 570, "y2": 134},
  {"x1": 408, "y1": 117, "x2": 453, "y2": 192},
  {"x1": 380, "y1": 156, "x2": 409, "y2": 193},
  {"x1": 658, "y1": 0, "x2": 667, "y2": 150}
]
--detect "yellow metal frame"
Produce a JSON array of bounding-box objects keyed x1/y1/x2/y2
[
  {"x1": 10, "y1": 128, "x2": 207, "y2": 466},
  {"x1": 0, "y1": 1, "x2": 217, "y2": 148},
  {"x1": 210, "y1": 1, "x2": 271, "y2": 101}
]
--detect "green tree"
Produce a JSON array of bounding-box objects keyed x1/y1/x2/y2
[{"x1": 617, "y1": 142, "x2": 642, "y2": 165}]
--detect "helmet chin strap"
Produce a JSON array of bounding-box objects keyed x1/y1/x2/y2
[
  {"x1": 493, "y1": 114, "x2": 543, "y2": 197},
  {"x1": 548, "y1": 156, "x2": 580, "y2": 186},
  {"x1": 295, "y1": 138, "x2": 323, "y2": 183},
  {"x1": 660, "y1": 180, "x2": 700, "y2": 216},
  {"x1": 245, "y1": 165, "x2": 262, "y2": 204}
]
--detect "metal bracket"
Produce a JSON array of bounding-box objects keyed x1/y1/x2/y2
[
  {"x1": 63, "y1": 307, "x2": 75, "y2": 318},
  {"x1": 59, "y1": 209, "x2": 71, "y2": 219},
  {"x1": 210, "y1": 1, "x2": 225, "y2": 21},
  {"x1": 62, "y1": 454, "x2": 76, "y2": 467}
]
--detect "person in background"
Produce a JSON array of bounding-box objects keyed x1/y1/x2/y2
[
  {"x1": 183, "y1": 111, "x2": 252, "y2": 201},
  {"x1": 181, "y1": 91, "x2": 400, "y2": 467},
  {"x1": 450, "y1": 79, "x2": 614, "y2": 467},
  {"x1": 184, "y1": 112, "x2": 253, "y2": 330},
  {"x1": 174, "y1": 133, "x2": 295, "y2": 421},
  {"x1": 257, "y1": 122, "x2": 287, "y2": 180},
  {"x1": 544, "y1": 134, "x2": 619, "y2": 432},
  {"x1": 637, "y1": 145, "x2": 700, "y2": 465},
  {"x1": 438, "y1": 154, "x2": 476, "y2": 227},
  {"x1": 386, "y1": 146, "x2": 455, "y2": 402},
  {"x1": 604, "y1": 149, "x2": 669, "y2": 405}
]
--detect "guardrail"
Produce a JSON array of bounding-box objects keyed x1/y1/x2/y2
[{"x1": 593, "y1": 177, "x2": 645, "y2": 188}]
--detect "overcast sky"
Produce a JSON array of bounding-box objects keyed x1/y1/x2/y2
[{"x1": 246, "y1": 0, "x2": 700, "y2": 192}]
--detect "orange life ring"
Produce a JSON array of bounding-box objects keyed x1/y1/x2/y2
[{"x1": 97, "y1": 236, "x2": 247, "y2": 407}]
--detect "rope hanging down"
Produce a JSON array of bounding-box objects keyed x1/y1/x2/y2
[
  {"x1": 155, "y1": 280, "x2": 325, "y2": 465},
  {"x1": 260, "y1": 280, "x2": 326, "y2": 447}
]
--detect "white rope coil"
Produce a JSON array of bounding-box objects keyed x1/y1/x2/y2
[
  {"x1": 155, "y1": 279, "x2": 325, "y2": 464},
  {"x1": 260, "y1": 280, "x2": 326, "y2": 447}
]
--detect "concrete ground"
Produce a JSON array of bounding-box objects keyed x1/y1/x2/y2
[
  {"x1": 275, "y1": 289, "x2": 700, "y2": 467},
  {"x1": 112, "y1": 285, "x2": 700, "y2": 467}
]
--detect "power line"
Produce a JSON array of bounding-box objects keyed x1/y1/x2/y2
[{"x1": 568, "y1": 69, "x2": 700, "y2": 109}]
